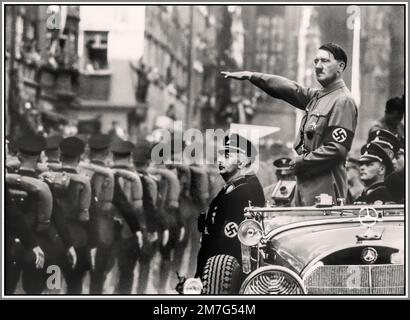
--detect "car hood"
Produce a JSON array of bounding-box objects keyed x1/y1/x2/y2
[{"x1": 267, "y1": 217, "x2": 404, "y2": 274}]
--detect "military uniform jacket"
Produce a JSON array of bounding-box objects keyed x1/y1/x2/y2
[
  {"x1": 137, "y1": 169, "x2": 161, "y2": 233},
  {"x1": 355, "y1": 182, "x2": 393, "y2": 204},
  {"x1": 13, "y1": 168, "x2": 72, "y2": 249},
  {"x1": 200, "y1": 174, "x2": 265, "y2": 263},
  {"x1": 250, "y1": 74, "x2": 358, "y2": 206},
  {"x1": 385, "y1": 170, "x2": 404, "y2": 204},
  {"x1": 52, "y1": 167, "x2": 91, "y2": 248},
  {"x1": 5, "y1": 186, "x2": 38, "y2": 251}
]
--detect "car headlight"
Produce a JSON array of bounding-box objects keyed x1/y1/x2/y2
[
  {"x1": 238, "y1": 220, "x2": 263, "y2": 246},
  {"x1": 240, "y1": 266, "x2": 307, "y2": 295}
]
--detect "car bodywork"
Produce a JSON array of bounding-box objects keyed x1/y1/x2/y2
[{"x1": 237, "y1": 204, "x2": 405, "y2": 295}]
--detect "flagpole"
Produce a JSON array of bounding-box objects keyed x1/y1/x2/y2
[{"x1": 351, "y1": 10, "x2": 361, "y2": 107}]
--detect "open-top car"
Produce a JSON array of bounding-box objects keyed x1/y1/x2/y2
[{"x1": 192, "y1": 198, "x2": 405, "y2": 295}]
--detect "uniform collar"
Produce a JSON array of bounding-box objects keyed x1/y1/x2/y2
[
  {"x1": 317, "y1": 79, "x2": 346, "y2": 99},
  {"x1": 364, "y1": 181, "x2": 386, "y2": 195}
]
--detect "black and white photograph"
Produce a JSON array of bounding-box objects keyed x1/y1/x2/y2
[{"x1": 2, "y1": 2, "x2": 407, "y2": 299}]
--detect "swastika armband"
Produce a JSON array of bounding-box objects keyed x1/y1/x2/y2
[
  {"x1": 224, "y1": 222, "x2": 239, "y2": 238},
  {"x1": 323, "y1": 126, "x2": 354, "y2": 149}
]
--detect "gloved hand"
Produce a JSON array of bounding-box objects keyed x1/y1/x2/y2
[
  {"x1": 162, "y1": 229, "x2": 169, "y2": 247},
  {"x1": 90, "y1": 247, "x2": 97, "y2": 270},
  {"x1": 136, "y1": 231, "x2": 143, "y2": 249},
  {"x1": 32, "y1": 246, "x2": 45, "y2": 269},
  {"x1": 67, "y1": 246, "x2": 77, "y2": 269}
]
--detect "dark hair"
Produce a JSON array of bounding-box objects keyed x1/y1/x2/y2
[
  {"x1": 385, "y1": 96, "x2": 404, "y2": 115},
  {"x1": 319, "y1": 43, "x2": 348, "y2": 70}
]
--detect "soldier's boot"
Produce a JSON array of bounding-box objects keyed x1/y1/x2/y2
[
  {"x1": 171, "y1": 228, "x2": 190, "y2": 285},
  {"x1": 89, "y1": 244, "x2": 115, "y2": 294},
  {"x1": 158, "y1": 247, "x2": 173, "y2": 293},
  {"x1": 115, "y1": 238, "x2": 139, "y2": 294}
]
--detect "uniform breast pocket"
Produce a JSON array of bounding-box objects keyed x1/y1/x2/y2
[{"x1": 305, "y1": 112, "x2": 328, "y2": 140}]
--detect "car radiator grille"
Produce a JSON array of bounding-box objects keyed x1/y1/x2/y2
[{"x1": 304, "y1": 265, "x2": 404, "y2": 295}]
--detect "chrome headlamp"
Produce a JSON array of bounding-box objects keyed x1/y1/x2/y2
[
  {"x1": 238, "y1": 220, "x2": 263, "y2": 246},
  {"x1": 240, "y1": 266, "x2": 307, "y2": 295}
]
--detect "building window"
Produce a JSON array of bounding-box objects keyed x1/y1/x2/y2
[{"x1": 84, "y1": 31, "x2": 108, "y2": 71}]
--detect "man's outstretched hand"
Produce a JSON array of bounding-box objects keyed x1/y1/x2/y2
[{"x1": 221, "y1": 71, "x2": 252, "y2": 80}]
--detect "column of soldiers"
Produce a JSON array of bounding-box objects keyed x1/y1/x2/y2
[{"x1": 5, "y1": 133, "x2": 220, "y2": 294}]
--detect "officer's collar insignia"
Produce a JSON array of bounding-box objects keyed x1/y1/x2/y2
[{"x1": 225, "y1": 185, "x2": 235, "y2": 194}]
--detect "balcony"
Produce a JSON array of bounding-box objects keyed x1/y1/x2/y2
[{"x1": 78, "y1": 70, "x2": 111, "y2": 101}]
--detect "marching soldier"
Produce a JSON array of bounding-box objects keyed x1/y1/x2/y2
[
  {"x1": 148, "y1": 164, "x2": 181, "y2": 293},
  {"x1": 195, "y1": 133, "x2": 265, "y2": 278},
  {"x1": 110, "y1": 139, "x2": 146, "y2": 294},
  {"x1": 5, "y1": 185, "x2": 44, "y2": 294},
  {"x1": 8, "y1": 134, "x2": 69, "y2": 294},
  {"x1": 50, "y1": 137, "x2": 92, "y2": 294},
  {"x1": 355, "y1": 142, "x2": 393, "y2": 204},
  {"x1": 86, "y1": 134, "x2": 142, "y2": 294},
  {"x1": 133, "y1": 140, "x2": 161, "y2": 294}
]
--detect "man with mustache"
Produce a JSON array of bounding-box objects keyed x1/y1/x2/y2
[{"x1": 222, "y1": 43, "x2": 358, "y2": 206}]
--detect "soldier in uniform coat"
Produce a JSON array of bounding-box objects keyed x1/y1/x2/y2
[
  {"x1": 195, "y1": 133, "x2": 265, "y2": 278},
  {"x1": 5, "y1": 186, "x2": 44, "y2": 293},
  {"x1": 133, "y1": 141, "x2": 161, "y2": 294},
  {"x1": 9, "y1": 134, "x2": 70, "y2": 293},
  {"x1": 110, "y1": 139, "x2": 146, "y2": 294},
  {"x1": 355, "y1": 143, "x2": 393, "y2": 204},
  {"x1": 222, "y1": 43, "x2": 358, "y2": 206},
  {"x1": 87, "y1": 134, "x2": 142, "y2": 294},
  {"x1": 50, "y1": 136, "x2": 92, "y2": 294}
]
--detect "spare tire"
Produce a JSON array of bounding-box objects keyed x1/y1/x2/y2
[{"x1": 202, "y1": 255, "x2": 242, "y2": 294}]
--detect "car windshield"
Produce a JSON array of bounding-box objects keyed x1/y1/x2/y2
[{"x1": 244, "y1": 204, "x2": 404, "y2": 236}]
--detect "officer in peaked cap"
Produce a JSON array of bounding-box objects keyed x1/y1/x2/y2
[
  {"x1": 195, "y1": 133, "x2": 265, "y2": 284},
  {"x1": 16, "y1": 134, "x2": 47, "y2": 156},
  {"x1": 263, "y1": 157, "x2": 296, "y2": 206},
  {"x1": 355, "y1": 142, "x2": 393, "y2": 204},
  {"x1": 367, "y1": 129, "x2": 400, "y2": 160}
]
